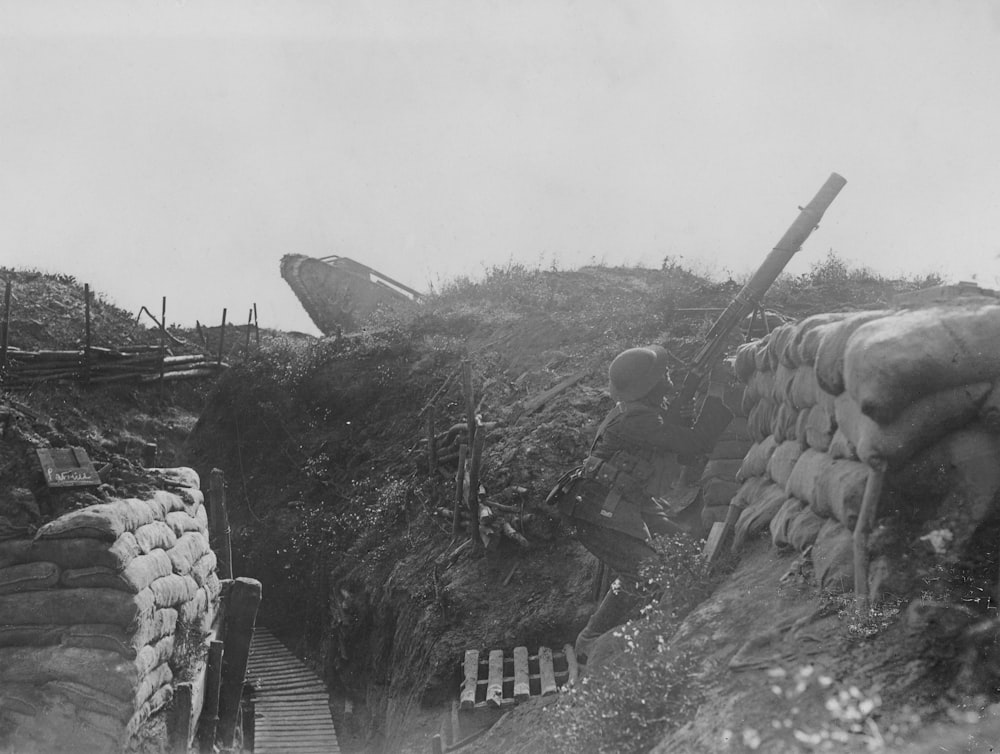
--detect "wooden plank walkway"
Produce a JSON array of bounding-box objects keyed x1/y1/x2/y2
[{"x1": 247, "y1": 627, "x2": 340, "y2": 754}]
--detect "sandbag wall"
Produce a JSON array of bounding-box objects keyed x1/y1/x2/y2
[
  {"x1": 700, "y1": 384, "x2": 755, "y2": 532},
  {"x1": 0, "y1": 469, "x2": 220, "y2": 753},
  {"x1": 731, "y1": 297, "x2": 1000, "y2": 596}
]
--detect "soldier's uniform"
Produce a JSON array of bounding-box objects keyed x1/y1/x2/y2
[{"x1": 553, "y1": 345, "x2": 733, "y2": 662}]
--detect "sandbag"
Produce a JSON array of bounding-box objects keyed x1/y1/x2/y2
[
  {"x1": 148, "y1": 490, "x2": 190, "y2": 518},
  {"x1": 34, "y1": 500, "x2": 160, "y2": 541},
  {"x1": 135, "y1": 636, "x2": 175, "y2": 678},
  {"x1": 127, "y1": 682, "x2": 174, "y2": 741},
  {"x1": 190, "y1": 552, "x2": 218, "y2": 588},
  {"x1": 766, "y1": 441, "x2": 803, "y2": 488},
  {"x1": 788, "y1": 366, "x2": 819, "y2": 410},
  {"x1": 134, "y1": 521, "x2": 177, "y2": 554},
  {"x1": 810, "y1": 518, "x2": 854, "y2": 593},
  {"x1": 46, "y1": 680, "x2": 130, "y2": 723},
  {"x1": 150, "y1": 573, "x2": 198, "y2": 608},
  {"x1": 61, "y1": 549, "x2": 173, "y2": 593},
  {"x1": 167, "y1": 531, "x2": 211, "y2": 576},
  {"x1": 753, "y1": 337, "x2": 772, "y2": 372},
  {"x1": 787, "y1": 508, "x2": 826, "y2": 552},
  {"x1": 736, "y1": 436, "x2": 779, "y2": 482},
  {"x1": 772, "y1": 364, "x2": 796, "y2": 404},
  {"x1": 732, "y1": 476, "x2": 771, "y2": 511},
  {"x1": 735, "y1": 342, "x2": 758, "y2": 383},
  {"x1": 744, "y1": 370, "x2": 775, "y2": 407},
  {"x1": 747, "y1": 399, "x2": 777, "y2": 442},
  {"x1": 835, "y1": 384, "x2": 991, "y2": 468},
  {"x1": 804, "y1": 403, "x2": 836, "y2": 453},
  {"x1": 702, "y1": 478, "x2": 741, "y2": 508},
  {"x1": 785, "y1": 450, "x2": 831, "y2": 507},
  {"x1": 828, "y1": 428, "x2": 857, "y2": 461},
  {"x1": 0, "y1": 587, "x2": 154, "y2": 628},
  {"x1": 814, "y1": 310, "x2": 889, "y2": 396},
  {"x1": 786, "y1": 313, "x2": 853, "y2": 366},
  {"x1": 772, "y1": 402, "x2": 798, "y2": 443},
  {"x1": 0, "y1": 561, "x2": 60, "y2": 594},
  {"x1": 165, "y1": 508, "x2": 207, "y2": 537},
  {"x1": 767, "y1": 324, "x2": 796, "y2": 371},
  {"x1": 733, "y1": 483, "x2": 789, "y2": 550},
  {"x1": 795, "y1": 409, "x2": 810, "y2": 452},
  {"x1": 0, "y1": 646, "x2": 140, "y2": 701},
  {"x1": 146, "y1": 467, "x2": 201, "y2": 490},
  {"x1": 770, "y1": 496, "x2": 808, "y2": 549},
  {"x1": 813, "y1": 459, "x2": 869, "y2": 530},
  {"x1": 2, "y1": 533, "x2": 141, "y2": 572},
  {"x1": 179, "y1": 587, "x2": 208, "y2": 624},
  {"x1": 0, "y1": 624, "x2": 65, "y2": 648},
  {"x1": 843, "y1": 303, "x2": 1000, "y2": 423}
]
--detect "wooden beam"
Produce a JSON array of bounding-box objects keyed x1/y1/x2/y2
[
  {"x1": 486, "y1": 650, "x2": 504, "y2": 707},
  {"x1": 854, "y1": 461, "x2": 887, "y2": 615},
  {"x1": 513, "y1": 647, "x2": 529, "y2": 702},
  {"x1": 217, "y1": 577, "x2": 263, "y2": 748},
  {"x1": 538, "y1": 647, "x2": 557, "y2": 696},
  {"x1": 563, "y1": 644, "x2": 579, "y2": 686},
  {"x1": 460, "y1": 650, "x2": 479, "y2": 710},
  {"x1": 520, "y1": 371, "x2": 588, "y2": 416}
]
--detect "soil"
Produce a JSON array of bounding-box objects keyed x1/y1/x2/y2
[{"x1": 5, "y1": 260, "x2": 998, "y2": 754}]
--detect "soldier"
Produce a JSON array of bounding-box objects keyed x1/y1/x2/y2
[{"x1": 551, "y1": 345, "x2": 733, "y2": 663}]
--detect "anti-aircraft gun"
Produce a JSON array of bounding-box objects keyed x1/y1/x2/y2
[{"x1": 665, "y1": 172, "x2": 848, "y2": 424}]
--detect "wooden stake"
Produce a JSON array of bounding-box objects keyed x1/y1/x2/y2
[
  {"x1": 468, "y1": 427, "x2": 485, "y2": 548},
  {"x1": 426, "y1": 406, "x2": 437, "y2": 475},
  {"x1": 84, "y1": 283, "x2": 92, "y2": 384},
  {"x1": 462, "y1": 361, "x2": 477, "y2": 447},
  {"x1": 245, "y1": 308, "x2": 253, "y2": 354},
  {"x1": 217, "y1": 577, "x2": 263, "y2": 748},
  {"x1": 853, "y1": 461, "x2": 887, "y2": 616},
  {"x1": 452, "y1": 444, "x2": 468, "y2": 536},
  {"x1": 1, "y1": 278, "x2": 12, "y2": 374},
  {"x1": 168, "y1": 682, "x2": 193, "y2": 753},
  {"x1": 160, "y1": 296, "x2": 167, "y2": 383},
  {"x1": 209, "y1": 469, "x2": 233, "y2": 580},
  {"x1": 217, "y1": 308, "x2": 227, "y2": 365},
  {"x1": 253, "y1": 303, "x2": 260, "y2": 347},
  {"x1": 142, "y1": 442, "x2": 158, "y2": 468},
  {"x1": 198, "y1": 640, "x2": 224, "y2": 751}
]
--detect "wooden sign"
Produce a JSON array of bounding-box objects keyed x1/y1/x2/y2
[{"x1": 35, "y1": 447, "x2": 101, "y2": 488}]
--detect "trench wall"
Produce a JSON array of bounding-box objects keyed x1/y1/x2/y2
[
  {"x1": 728, "y1": 294, "x2": 1000, "y2": 597},
  {"x1": 0, "y1": 468, "x2": 219, "y2": 753}
]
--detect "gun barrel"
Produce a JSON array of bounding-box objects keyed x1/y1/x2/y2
[{"x1": 675, "y1": 173, "x2": 847, "y2": 410}]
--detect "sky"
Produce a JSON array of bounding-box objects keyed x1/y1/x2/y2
[{"x1": 2, "y1": 1, "x2": 1000, "y2": 335}]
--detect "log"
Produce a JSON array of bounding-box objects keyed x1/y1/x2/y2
[
  {"x1": 217, "y1": 577, "x2": 263, "y2": 747},
  {"x1": 209, "y1": 469, "x2": 233, "y2": 580},
  {"x1": 520, "y1": 371, "x2": 588, "y2": 416}
]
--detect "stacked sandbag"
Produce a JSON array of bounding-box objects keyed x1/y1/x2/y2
[
  {"x1": 700, "y1": 381, "x2": 755, "y2": 530},
  {"x1": 0, "y1": 468, "x2": 220, "y2": 753},
  {"x1": 733, "y1": 296, "x2": 1000, "y2": 598}
]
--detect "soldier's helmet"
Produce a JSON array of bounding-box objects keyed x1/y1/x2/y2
[{"x1": 608, "y1": 345, "x2": 670, "y2": 401}]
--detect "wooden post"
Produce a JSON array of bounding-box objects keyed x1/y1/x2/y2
[
  {"x1": 217, "y1": 577, "x2": 263, "y2": 748},
  {"x1": 168, "y1": 682, "x2": 193, "y2": 753},
  {"x1": 1, "y1": 278, "x2": 11, "y2": 375},
  {"x1": 217, "y1": 308, "x2": 227, "y2": 365},
  {"x1": 854, "y1": 461, "x2": 887, "y2": 616},
  {"x1": 245, "y1": 308, "x2": 253, "y2": 355},
  {"x1": 83, "y1": 283, "x2": 92, "y2": 384},
  {"x1": 198, "y1": 640, "x2": 224, "y2": 751},
  {"x1": 253, "y1": 303, "x2": 260, "y2": 347},
  {"x1": 468, "y1": 428, "x2": 485, "y2": 548},
  {"x1": 452, "y1": 444, "x2": 468, "y2": 536},
  {"x1": 160, "y1": 296, "x2": 167, "y2": 382},
  {"x1": 462, "y1": 361, "x2": 477, "y2": 447},
  {"x1": 241, "y1": 682, "x2": 255, "y2": 753},
  {"x1": 209, "y1": 469, "x2": 233, "y2": 580},
  {"x1": 426, "y1": 406, "x2": 437, "y2": 475}
]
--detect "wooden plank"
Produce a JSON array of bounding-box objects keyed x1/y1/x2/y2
[
  {"x1": 563, "y1": 644, "x2": 579, "y2": 686},
  {"x1": 513, "y1": 647, "x2": 530, "y2": 701},
  {"x1": 486, "y1": 650, "x2": 504, "y2": 707},
  {"x1": 538, "y1": 647, "x2": 557, "y2": 696},
  {"x1": 460, "y1": 650, "x2": 479, "y2": 710},
  {"x1": 700, "y1": 521, "x2": 728, "y2": 567}
]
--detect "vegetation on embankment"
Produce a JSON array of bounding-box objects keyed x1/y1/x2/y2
[{"x1": 183, "y1": 253, "x2": 948, "y2": 752}]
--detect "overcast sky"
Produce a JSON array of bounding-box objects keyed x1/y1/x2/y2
[{"x1": 2, "y1": 1, "x2": 999, "y2": 334}]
